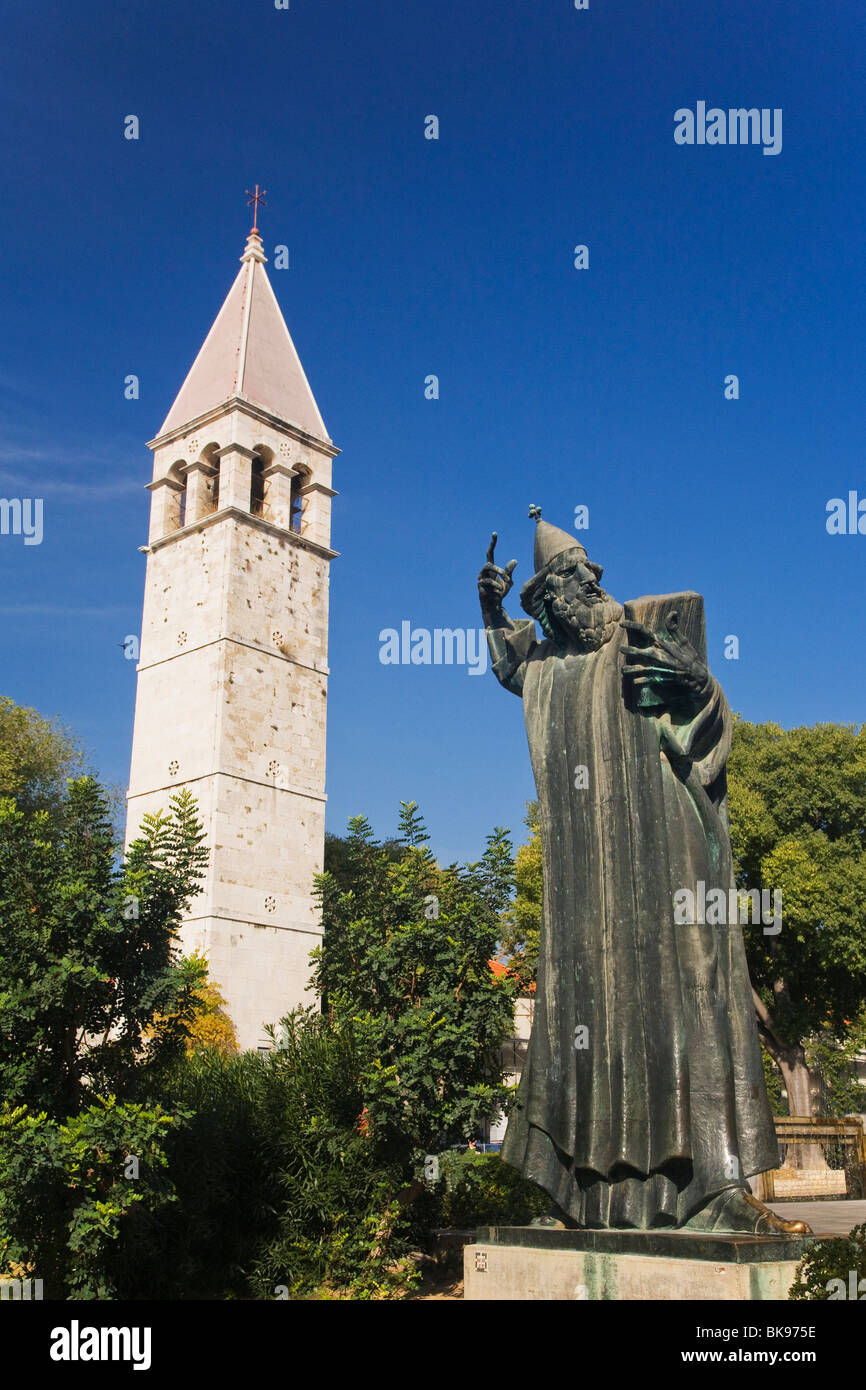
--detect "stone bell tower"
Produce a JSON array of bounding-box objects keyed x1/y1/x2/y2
[{"x1": 126, "y1": 212, "x2": 338, "y2": 1051}]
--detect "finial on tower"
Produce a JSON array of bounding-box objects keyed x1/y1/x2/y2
[
  {"x1": 241, "y1": 184, "x2": 268, "y2": 264},
  {"x1": 528, "y1": 504, "x2": 543, "y2": 521},
  {"x1": 245, "y1": 184, "x2": 268, "y2": 235}
]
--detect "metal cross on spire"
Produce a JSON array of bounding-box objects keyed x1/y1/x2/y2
[{"x1": 245, "y1": 184, "x2": 268, "y2": 235}]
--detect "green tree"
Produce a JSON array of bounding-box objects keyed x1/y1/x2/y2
[
  {"x1": 0, "y1": 695, "x2": 85, "y2": 821},
  {"x1": 250, "y1": 1009, "x2": 417, "y2": 1299},
  {"x1": 312, "y1": 802, "x2": 518, "y2": 1163},
  {"x1": 499, "y1": 801, "x2": 542, "y2": 989},
  {"x1": 727, "y1": 721, "x2": 866, "y2": 1124},
  {"x1": 114, "y1": 1047, "x2": 284, "y2": 1300},
  {"x1": 0, "y1": 777, "x2": 209, "y2": 1118},
  {"x1": 0, "y1": 1097, "x2": 176, "y2": 1300},
  {"x1": 0, "y1": 775, "x2": 210, "y2": 1296},
  {"x1": 805, "y1": 1012, "x2": 866, "y2": 1117},
  {"x1": 323, "y1": 828, "x2": 405, "y2": 887}
]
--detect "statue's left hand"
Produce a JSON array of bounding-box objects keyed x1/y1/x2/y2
[{"x1": 621, "y1": 611, "x2": 712, "y2": 706}]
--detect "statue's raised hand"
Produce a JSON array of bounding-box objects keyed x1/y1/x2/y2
[
  {"x1": 621, "y1": 610, "x2": 712, "y2": 707},
  {"x1": 478, "y1": 533, "x2": 517, "y2": 620}
]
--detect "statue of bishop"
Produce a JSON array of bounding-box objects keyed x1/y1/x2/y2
[{"x1": 478, "y1": 509, "x2": 809, "y2": 1235}]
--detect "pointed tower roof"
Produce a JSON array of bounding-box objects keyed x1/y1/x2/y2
[{"x1": 157, "y1": 230, "x2": 329, "y2": 441}]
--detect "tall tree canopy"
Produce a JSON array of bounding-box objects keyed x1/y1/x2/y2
[
  {"x1": 726, "y1": 719, "x2": 866, "y2": 1118},
  {"x1": 312, "y1": 801, "x2": 517, "y2": 1160},
  {"x1": 498, "y1": 801, "x2": 541, "y2": 991},
  {"x1": 0, "y1": 695, "x2": 85, "y2": 820},
  {"x1": 0, "y1": 771, "x2": 211, "y2": 1296},
  {"x1": 0, "y1": 777, "x2": 209, "y2": 1118}
]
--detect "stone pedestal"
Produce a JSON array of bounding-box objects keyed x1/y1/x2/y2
[{"x1": 463, "y1": 1226, "x2": 813, "y2": 1301}]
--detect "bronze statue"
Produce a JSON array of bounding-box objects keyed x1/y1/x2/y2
[{"x1": 478, "y1": 509, "x2": 809, "y2": 1235}]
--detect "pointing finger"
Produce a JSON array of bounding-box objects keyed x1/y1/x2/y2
[{"x1": 486, "y1": 532, "x2": 498, "y2": 565}]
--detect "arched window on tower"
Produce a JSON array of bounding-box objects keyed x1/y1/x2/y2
[
  {"x1": 290, "y1": 467, "x2": 309, "y2": 534},
  {"x1": 201, "y1": 444, "x2": 220, "y2": 512},
  {"x1": 168, "y1": 462, "x2": 187, "y2": 531},
  {"x1": 250, "y1": 456, "x2": 265, "y2": 516},
  {"x1": 250, "y1": 450, "x2": 267, "y2": 516}
]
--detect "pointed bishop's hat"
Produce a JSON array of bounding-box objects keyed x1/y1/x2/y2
[
  {"x1": 520, "y1": 505, "x2": 595, "y2": 624},
  {"x1": 528, "y1": 504, "x2": 587, "y2": 571}
]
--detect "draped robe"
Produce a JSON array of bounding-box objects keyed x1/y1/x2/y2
[{"x1": 489, "y1": 593, "x2": 779, "y2": 1228}]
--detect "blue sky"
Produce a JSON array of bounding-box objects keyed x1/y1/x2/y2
[{"x1": 0, "y1": 0, "x2": 863, "y2": 863}]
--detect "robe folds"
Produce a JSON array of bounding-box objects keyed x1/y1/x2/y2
[{"x1": 489, "y1": 594, "x2": 779, "y2": 1228}]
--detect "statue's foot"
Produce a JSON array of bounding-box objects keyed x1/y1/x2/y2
[{"x1": 686, "y1": 1188, "x2": 812, "y2": 1236}]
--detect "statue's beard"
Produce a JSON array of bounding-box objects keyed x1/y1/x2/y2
[{"x1": 545, "y1": 592, "x2": 623, "y2": 651}]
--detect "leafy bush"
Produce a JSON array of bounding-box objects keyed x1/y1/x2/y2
[
  {"x1": 433, "y1": 1150, "x2": 548, "y2": 1229},
  {"x1": 0, "y1": 780, "x2": 527, "y2": 1299},
  {"x1": 0, "y1": 1096, "x2": 176, "y2": 1299},
  {"x1": 112, "y1": 1048, "x2": 277, "y2": 1300},
  {"x1": 114, "y1": 1010, "x2": 423, "y2": 1300},
  {"x1": 247, "y1": 1010, "x2": 419, "y2": 1300},
  {"x1": 0, "y1": 775, "x2": 208, "y2": 1299},
  {"x1": 789, "y1": 1222, "x2": 866, "y2": 1299}
]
